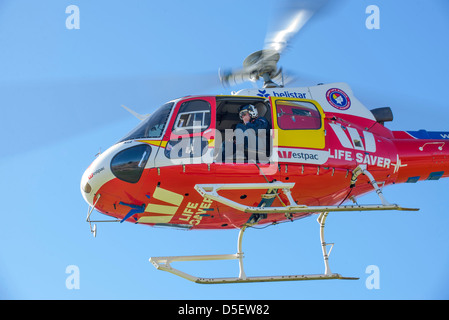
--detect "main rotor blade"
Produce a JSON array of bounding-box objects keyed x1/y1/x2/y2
[
  {"x1": 0, "y1": 73, "x2": 221, "y2": 159},
  {"x1": 264, "y1": 0, "x2": 329, "y2": 54}
]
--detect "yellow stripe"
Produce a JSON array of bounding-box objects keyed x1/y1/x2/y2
[
  {"x1": 138, "y1": 215, "x2": 173, "y2": 224},
  {"x1": 153, "y1": 187, "x2": 184, "y2": 206},
  {"x1": 139, "y1": 187, "x2": 185, "y2": 224},
  {"x1": 137, "y1": 140, "x2": 168, "y2": 148},
  {"x1": 145, "y1": 203, "x2": 178, "y2": 215}
]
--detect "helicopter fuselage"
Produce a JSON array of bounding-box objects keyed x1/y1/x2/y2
[{"x1": 80, "y1": 82, "x2": 449, "y2": 230}]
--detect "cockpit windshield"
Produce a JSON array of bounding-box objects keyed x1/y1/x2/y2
[{"x1": 119, "y1": 102, "x2": 174, "y2": 142}]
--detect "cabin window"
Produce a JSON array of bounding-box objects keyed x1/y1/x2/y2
[
  {"x1": 276, "y1": 100, "x2": 321, "y2": 130},
  {"x1": 173, "y1": 100, "x2": 211, "y2": 133}
]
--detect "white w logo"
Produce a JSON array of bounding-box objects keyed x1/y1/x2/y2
[{"x1": 329, "y1": 123, "x2": 376, "y2": 152}]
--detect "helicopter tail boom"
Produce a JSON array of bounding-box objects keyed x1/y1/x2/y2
[{"x1": 393, "y1": 130, "x2": 449, "y2": 183}]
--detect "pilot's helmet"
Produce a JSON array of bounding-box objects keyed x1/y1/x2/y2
[{"x1": 239, "y1": 104, "x2": 258, "y2": 120}]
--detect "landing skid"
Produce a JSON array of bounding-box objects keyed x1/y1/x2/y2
[
  {"x1": 150, "y1": 214, "x2": 358, "y2": 284},
  {"x1": 149, "y1": 165, "x2": 417, "y2": 284}
]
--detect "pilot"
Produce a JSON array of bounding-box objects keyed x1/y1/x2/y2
[
  {"x1": 236, "y1": 104, "x2": 268, "y2": 133},
  {"x1": 228, "y1": 104, "x2": 269, "y2": 162}
]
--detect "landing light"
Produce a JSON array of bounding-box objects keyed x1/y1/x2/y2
[{"x1": 83, "y1": 182, "x2": 92, "y2": 194}]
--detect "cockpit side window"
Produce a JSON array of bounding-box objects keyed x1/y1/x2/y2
[
  {"x1": 163, "y1": 99, "x2": 211, "y2": 160},
  {"x1": 118, "y1": 102, "x2": 174, "y2": 142},
  {"x1": 111, "y1": 144, "x2": 151, "y2": 183},
  {"x1": 173, "y1": 100, "x2": 211, "y2": 133}
]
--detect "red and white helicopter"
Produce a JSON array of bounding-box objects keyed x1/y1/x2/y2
[{"x1": 80, "y1": 1, "x2": 449, "y2": 284}]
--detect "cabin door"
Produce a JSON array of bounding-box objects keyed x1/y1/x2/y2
[{"x1": 271, "y1": 97, "x2": 325, "y2": 150}]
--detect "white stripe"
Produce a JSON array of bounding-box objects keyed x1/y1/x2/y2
[
  {"x1": 364, "y1": 131, "x2": 376, "y2": 153},
  {"x1": 329, "y1": 123, "x2": 353, "y2": 149},
  {"x1": 347, "y1": 127, "x2": 364, "y2": 151}
]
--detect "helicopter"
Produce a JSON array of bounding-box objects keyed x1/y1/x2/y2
[{"x1": 80, "y1": 0, "x2": 449, "y2": 284}]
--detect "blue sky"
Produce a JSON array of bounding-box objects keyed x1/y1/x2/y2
[{"x1": 1, "y1": 0, "x2": 449, "y2": 300}]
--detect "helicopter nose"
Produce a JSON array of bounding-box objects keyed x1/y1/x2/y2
[
  {"x1": 80, "y1": 142, "x2": 152, "y2": 207},
  {"x1": 80, "y1": 162, "x2": 104, "y2": 207},
  {"x1": 80, "y1": 149, "x2": 114, "y2": 207}
]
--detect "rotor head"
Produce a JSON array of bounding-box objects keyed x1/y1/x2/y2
[{"x1": 219, "y1": 0, "x2": 329, "y2": 89}]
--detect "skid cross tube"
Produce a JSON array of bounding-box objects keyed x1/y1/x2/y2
[
  {"x1": 194, "y1": 165, "x2": 420, "y2": 214},
  {"x1": 194, "y1": 180, "x2": 418, "y2": 215}
]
